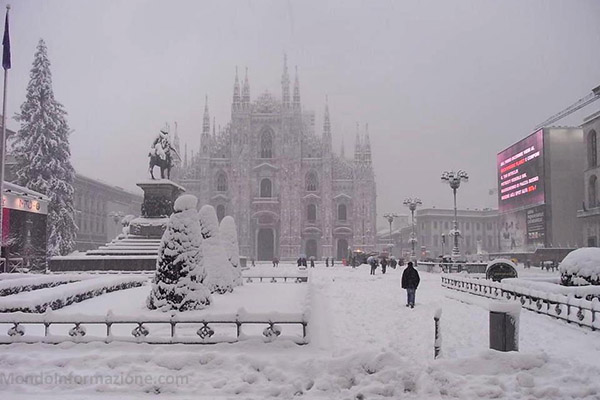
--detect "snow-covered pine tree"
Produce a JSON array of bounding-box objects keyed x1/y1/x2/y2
[
  {"x1": 12, "y1": 39, "x2": 77, "y2": 256},
  {"x1": 219, "y1": 216, "x2": 242, "y2": 287},
  {"x1": 199, "y1": 205, "x2": 234, "y2": 294},
  {"x1": 147, "y1": 195, "x2": 211, "y2": 311}
]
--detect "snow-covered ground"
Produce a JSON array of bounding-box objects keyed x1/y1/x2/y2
[{"x1": 1, "y1": 264, "x2": 599, "y2": 399}]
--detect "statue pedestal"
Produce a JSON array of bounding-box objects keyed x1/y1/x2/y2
[{"x1": 129, "y1": 179, "x2": 186, "y2": 238}]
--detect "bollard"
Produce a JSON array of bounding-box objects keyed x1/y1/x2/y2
[
  {"x1": 489, "y1": 301, "x2": 520, "y2": 352},
  {"x1": 434, "y1": 308, "x2": 442, "y2": 359}
]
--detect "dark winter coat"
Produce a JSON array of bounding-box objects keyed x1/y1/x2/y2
[{"x1": 401, "y1": 266, "x2": 420, "y2": 289}]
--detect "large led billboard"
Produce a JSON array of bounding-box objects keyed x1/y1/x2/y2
[{"x1": 497, "y1": 129, "x2": 544, "y2": 212}]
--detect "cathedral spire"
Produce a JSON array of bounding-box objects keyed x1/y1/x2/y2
[
  {"x1": 242, "y1": 66, "x2": 250, "y2": 107},
  {"x1": 323, "y1": 95, "x2": 332, "y2": 153},
  {"x1": 282, "y1": 53, "x2": 290, "y2": 109},
  {"x1": 184, "y1": 142, "x2": 188, "y2": 168},
  {"x1": 364, "y1": 123, "x2": 371, "y2": 163},
  {"x1": 354, "y1": 122, "x2": 362, "y2": 162},
  {"x1": 233, "y1": 67, "x2": 240, "y2": 109},
  {"x1": 203, "y1": 95, "x2": 210, "y2": 135},
  {"x1": 341, "y1": 136, "x2": 346, "y2": 159},
  {"x1": 212, "y1": 117, "x2": 216, "y2": 138},
  {"x1": 293, "y1": 66, "x2": 301, "y2": 110}
]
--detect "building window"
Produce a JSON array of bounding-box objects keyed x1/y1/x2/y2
[
  {"x1": 306, "y1": 172, "x2": 318, "y2": 192},
  {"x1": 260, "y1": 130, "x2": 273, "y2": 159},
  {"x1": 433, "y1": 221, "x2": 438, "y2": 229},
  {"x1": 589, "y1": 175, "x2": 598, "y2": 208},
  {"x1": 487, "y1": 222, "x2": 492, "y2": 230},
  {"x1": 338, "y1": 204, "x2": 347, "y2": 221},
  {"x1": 307, "y1": 204, "x2": 317, "y2": 222},
  {"x1": 433, "y1": 235, "x2": 439, "y2": 246},
  {"x1": 466, "y1": 237, "x2": 471, "y2": 247},
  {"x1": 216, "y1": 204, "x2": 225, "y2": 222},
  {"x1": 476, "y1": 222, "x2": 480, "y2": 231},
  {"x1": 588, "y1": 130, "x2": 597, "y2": 168},
  {"x1": 260, "y1": 178, "x2": 272, "y2": 198},
  {"x1": 216, "y1": 172, "x2": 228, "y2": 192},
  {"x1": 466, "y1": 222, "x2": 470, "y2": 230},
  {"x1": 488, "y1": 236, "x2": 493, "y2": 248},
  {"x1": 444, "y1": 221, "x2": 449, "y2": 230}
]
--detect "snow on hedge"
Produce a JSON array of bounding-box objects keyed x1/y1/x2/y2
[
  {"x1": 220, "y1": 215, "x2": 242, "y2": 287},
  {"x1": 199, "y1": 205, "x2": 234, "y2": 294},
  {"x1": 148, "y1": 195, "x2": 212, "y2": 311},
  {"x1": 0, "y1": 276, "x2": 147, "y2": 313},
  {"x1": 559, "y1": 248, "x2": 600, "y2": 286},
  {"x1": 0, "y1": 274, "x2": 91, "y2": 297}
]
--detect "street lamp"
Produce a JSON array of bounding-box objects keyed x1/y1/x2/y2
[
  {"x1": 383, "y1": 213, "x2": 398, "y2": 256},
  {"x1": 441, "y1": 170, "x2": 469, "y2": 257},
  {"x1": 403, "y1": 198, "x2": 422, "y2": 259}
]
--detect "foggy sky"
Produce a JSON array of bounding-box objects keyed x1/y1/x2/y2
[{"x1": 3, "y1": 0, "x2": 600, "y2": 227}]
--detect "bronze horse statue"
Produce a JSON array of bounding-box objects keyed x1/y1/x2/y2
[{"x1": 148, "y1": 150, "x2": 172, "y2": 180}]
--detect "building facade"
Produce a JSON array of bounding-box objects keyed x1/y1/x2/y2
[
  {"x1": 578, "y1": 111, "x2": 600, "y2": 246},
  {"x1": 73, "y1": 174, "x2": 143, "y2": 251},
  {"x1": 177, "y1": 59, "x2": 377, "y2": 261}
]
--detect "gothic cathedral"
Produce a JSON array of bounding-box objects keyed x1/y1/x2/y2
[{"x1": 177, "y1": 57, "x2": 377, "y2": 261}]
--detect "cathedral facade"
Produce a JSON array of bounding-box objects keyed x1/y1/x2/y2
[{"x1": 177, "y1": 58, "x2": 377, "y2": 261}]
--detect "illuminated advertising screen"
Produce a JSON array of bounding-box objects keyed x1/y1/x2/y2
[{"x1": 497, "y1": 129, "x2": 544, "y2": 212}]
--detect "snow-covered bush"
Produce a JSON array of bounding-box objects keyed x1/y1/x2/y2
[
  {"x1": 199, "y1": 205, "x2": 234, "y2": 294},
  {"x1": 560, "y1": 248, "x2": 600, "y2": 286},
  {"x1": 147, "y1": 195, "x2": 211, "y2": 311},
  {"x1": 220, "y1": 216, "x2": 242, "y2": 287}
]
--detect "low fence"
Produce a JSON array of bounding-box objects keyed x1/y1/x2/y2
[
  {"x1": 418, "y1": 261, "x2": 487, "y2": 274},
  {"x1": 441, "y1": 276, "x2": 600, "y2": 331},
  {"x1": 0, "y1": 311, "x2": 309, "y2": 345}
]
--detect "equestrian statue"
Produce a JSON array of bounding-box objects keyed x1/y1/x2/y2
[{"x1": 148, "y1": 125, "x2": 180, "y2": 180}]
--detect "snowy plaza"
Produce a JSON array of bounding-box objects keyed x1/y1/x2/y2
[{"x1": 1, "y1": 263, "x2": 600, "y2": 399}]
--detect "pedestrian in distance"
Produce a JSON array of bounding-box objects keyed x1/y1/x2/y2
[
  {"x1": 381, "y1": 258, "x2": 387, "y2": 274},
  {"x1": 401, "y1": 261, "x2": 420, "y2": 308},
  {"x1": 325, "y1": 257, "x2": 329, "y2": 267},
  {"x1": 331, "y1": 258, "x2": 335, "y2": 267},
  {"x1": 369, "y1": 257, "x2": 377, "y2": 275}
]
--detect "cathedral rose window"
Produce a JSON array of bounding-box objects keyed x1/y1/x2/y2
[
  {"x1": 306, "y1": 172, "x2": 318, "y2": 192},
  {"x1": 260, "y1": 130, "x2": 273, "y2": 159}
]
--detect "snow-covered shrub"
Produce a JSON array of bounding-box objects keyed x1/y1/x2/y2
[
  {"x1": 220, "y1": 216, "x2": 242, "y2": 287},
  {"x1": 147, "y1": 195, "x2": 211, "y2": 311},
  {"x1": 560, "y1": 248, "x2": 600, "y2": 286},
  {"x1": 199, "y1": 205, "x2": 234, "y2": 294}
]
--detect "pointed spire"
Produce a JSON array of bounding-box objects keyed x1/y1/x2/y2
[
  {"x1": 212, "y1": 117, "x2": 216, "y2": 138},
  {"x1": 242, "y1": 66, "x2": 250, "y2": 106},
  {"x1": 293, "y1": 65, "x2": 301, "y2": 110},
  {"x1": 364, "y1": 123, "x2": 371, "y2": 163},
  {"x1": 173, "y1": 121, "x2": 180, "y2": 153},
  {"x1": 203, "y1": 95, "x2": 210, "y2": 135},
  {"x1": 233, "y1": 66, "x2": 240, "y2": 108},
  {"x1": 341, "y1": 136, "x2": 346, "y2": 158},
  {"x1": 354, "y1": 122, "x2": 362, "y2": 162},
  {"x1": 184, "y1": 142, "x2": 188, "y2": 168},
  {"x1": 282, "y1": 53, "x2": 290, "y2": 108},
  {"x1": 323, "y1": 95, "x2": 332, "y2": 153}
]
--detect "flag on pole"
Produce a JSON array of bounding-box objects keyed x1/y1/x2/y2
[{"x1": 2, "y1": 8, "x2": 10, "y2": 70}]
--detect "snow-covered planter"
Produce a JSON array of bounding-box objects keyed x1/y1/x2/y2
[
  {"x1": 560, "y1": 248, "x2": 600, "y2": 287},
  {"x1": 147, "y1": 195, "x2": 212, "y2": 311},
  {"x1": 220, "y1": 216, "x2": 242, "y2": 287},
  {"x1": 0, "y1": 275, "x2": 86, "y2": 297},
  {"x1": 199, "y1": 205, "x2": 234, "y2": 294},
  {"x1": 0, "y1": 276, "x2": 147, "y2": 313}
]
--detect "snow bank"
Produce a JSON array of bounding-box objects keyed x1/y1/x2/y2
[
  {"x1": 0, "y1": 276, "x2": 147, "y2": 313},
  {"x1": 560, "y1": 248, "x2": 600, "y2": 285}
]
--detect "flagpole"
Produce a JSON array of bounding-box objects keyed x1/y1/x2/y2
[{"x1": 0, "y1": 4, "x2": 10, "y2": 273}]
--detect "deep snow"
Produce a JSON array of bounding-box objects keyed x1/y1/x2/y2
[{"x1": 0, "y1": 264, "x2": 599, "y2": 399}]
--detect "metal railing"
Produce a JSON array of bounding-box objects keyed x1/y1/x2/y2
[
  {"x1": 441, "y1": 276, "x2": 600, "y2": 331},
  {"x1": 0, "y1": 311, "x2": 308, "y2": 345},
  {"x1": 418, "y1": 261, "x2": 487, "y2": 274}
]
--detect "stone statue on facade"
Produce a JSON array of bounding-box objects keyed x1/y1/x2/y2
[{"x1": 149, "y1": 125, "x2": 180, "y2": 180}]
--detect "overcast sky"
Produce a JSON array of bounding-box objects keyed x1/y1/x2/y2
[{"x1": 3, "y1": 0, "x2": 600, "y2": 224}]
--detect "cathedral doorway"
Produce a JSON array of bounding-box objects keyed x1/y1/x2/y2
[
  {"x1": 257, "y1": 228, "x2": 275, "y2": 261},
  {"x1": 306, "y1": 239, "x2": 318, "y2": 259},
  {"x1": 336, "y1": 238, "x2": 348, "y2": 261}
]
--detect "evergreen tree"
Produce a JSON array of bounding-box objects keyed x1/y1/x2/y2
[
  {"x1": 12, "y1": 39, "x2": 77, "y2": 256},
  {"x1": 219, "y1": 216, "x2": 242, "y2": 287},
  {"x1": 199, "y1": 205, "x2": 234, "y2": 294},
  {"x1": 148, "y1": 195, "x2": 211, "y2": 311}
]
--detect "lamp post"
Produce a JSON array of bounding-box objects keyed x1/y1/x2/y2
[
  {"x1": 441, "y1": 170, "x2": 469, "y2": 257},
  {"x1": 403, "y1": 198, "x2": 422, "y2": 259},
  {"x1": 383, "y1": 213, "x2": 398, "y2": 257}
]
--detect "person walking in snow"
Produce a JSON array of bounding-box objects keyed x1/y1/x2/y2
[
  {"x1": 325, "y1": 257, "x2": 329, "y2": 267},
  {"x1": 381, "y1": 257, "x2": 387, "y2": 274},
  {"x1": 401, "y1": 261, "x2": 420, "y2": 308},
  {"x1": 369, "y1": 257, "x2": 377, "y2": 275}
]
